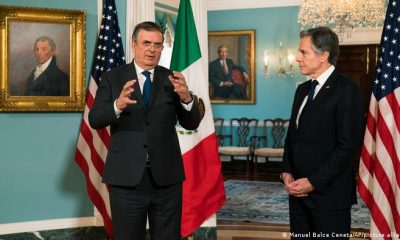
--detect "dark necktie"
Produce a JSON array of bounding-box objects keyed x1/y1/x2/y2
[
  {"x1": 142, "y1": 70, "x2": 152, "y2": 109},
  {"x1": 298, "y1": 80, "x2": 318, "y2": 128},
  {"x1": 305, "y1": 80, "x2": 318, "y2": 106}
]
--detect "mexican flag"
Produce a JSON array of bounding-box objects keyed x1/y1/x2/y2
[{"x1": 170, "y1": 0, "x2": 226, "y2": 237}]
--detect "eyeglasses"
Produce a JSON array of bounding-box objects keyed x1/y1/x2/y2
[{"x1": 136, "y1": 40, "x2": 163, "y2": 51}]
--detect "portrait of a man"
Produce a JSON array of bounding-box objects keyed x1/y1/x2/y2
[
  {"x1": 209, "y1": 45, "x2": 248, "y2": 99},
  {"x1": 208, "y1": 30, "x2": 255, "y2": 104},
  {"x1": 25, "y1": 36, "x2": 69, "y2": 96},
  {"x1": 9, "y1": 21, "x2": 70, "y2": 96}
]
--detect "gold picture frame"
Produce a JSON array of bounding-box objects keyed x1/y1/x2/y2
[
  {"x1": 208, "y1": 30, "x2": 255, "y2": 104},
  {"x1": 0, "y1": 5, "x2": 86, "y2": 112}
]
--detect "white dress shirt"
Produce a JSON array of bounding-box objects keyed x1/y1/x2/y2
[{"x1": 33, "y1": 57, "x2": 52, "y2": 80}]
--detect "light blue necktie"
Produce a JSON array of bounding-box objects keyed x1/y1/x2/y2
[{"x1": 142, "y1": 70, "x2": 152, "y2": 109}]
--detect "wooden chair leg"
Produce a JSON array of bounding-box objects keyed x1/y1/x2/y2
[
  {"x1": 245, "y1": 155, "x2": 250, "y2": 177},
  {"x1": 254, "y1": 155, "x2": 258, "y2": 176}
]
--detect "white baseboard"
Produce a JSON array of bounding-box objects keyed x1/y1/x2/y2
[
  {"x1": 0, "y1": 214, "x2": 216, "y2": 235},
  {"x1": 0, "y1": 217, "x2": 96, "y2": 235}
]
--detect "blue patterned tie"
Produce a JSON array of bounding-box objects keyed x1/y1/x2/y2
[{"x1": 142, "y1": 70, "x2": 152, "y2": 109}]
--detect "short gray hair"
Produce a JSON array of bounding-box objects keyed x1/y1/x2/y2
[
  {"x1": 217, "y1": 45, "x2": 228, "y2": 53},
  {"x1": 34, "y1": 36, "x2": 56, "y2": 51},
  {"x1": 131, "y1": 21, "x2": 164, "y2": 42},
  {"x1": 300, "y1": 27, "x2": 339, "y2": 65}
]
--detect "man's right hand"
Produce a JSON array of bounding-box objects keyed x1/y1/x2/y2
[
  {"x1": 281, "y1": 172, "x2": 294, "y2": 189},
  {"x1": 221, "y1": 81, "x2": 233, "y2": 87},
  {"x1": 116, "y1": 80, "x2": 137, "y2": 110}
]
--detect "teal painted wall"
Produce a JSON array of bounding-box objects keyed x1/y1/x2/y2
[
  {"x1": 2, "y1": 1, "x2": 376, "y2": 226},
  {"x1": 208, "y1": 7, "x2": 305, "y2": 119},
  {"x1": 0, "y1": 0, "x2": 126, "y2": 224}
]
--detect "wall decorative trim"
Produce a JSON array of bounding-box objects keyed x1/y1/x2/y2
[
  {"x1": 207, "y1": 0, "x2": 301, "y2": 11},
  {"x1": 97, "y1": 0, "x2": 102, "y2": 28},
  {"x1": 339, "y1": 28, "x2": 382, "y2": 45},
  {"x1": 0, "y1": 215, "x2": 215, "y2": 235},
  {"x1": 0, "y1": 217, "x2": 96, "y2": 235},
  {"x1": 156, "y1": 0, "x2": 179, "y2": 9}
]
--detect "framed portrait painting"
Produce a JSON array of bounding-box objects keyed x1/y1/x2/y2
[
  {"x1": 208, "y1": 30, "x2": 255, "y2": 104},
  {"x1": 0, "y1": 5, "x2": 86, "y2": 112}
]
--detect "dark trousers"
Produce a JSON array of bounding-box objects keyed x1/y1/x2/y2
[
  {"x1": 289, "y1": 197, "x2": 351, "y2": 240},
  {"x1": 109, "y1": 168, "x2": 182, "y2": 240}
]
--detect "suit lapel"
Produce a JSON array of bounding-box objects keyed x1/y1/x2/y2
[
  {"x1": 30, "y1": 72, "x2": 48, "y2": 88},
  {"x1": 124, "y1": 61, "x2": 167, "y2": 111},
  {"x1": 148, "y1": 66, "x2": 164, "y2": 110},
  {"x1": 122, "y1": 61, "x2": 144, "y2": 108},
  {"x1": 299, "y1": 70, "x2": 338, "y2": 130},
  {"x1": 215, "y1": 60, "x2": 224, "y2": 74},
  {"x1": 311, "y1": 70, "x2": 338, "y2": 106},
  {"x1": 293, "y1": 82, "x2": 309, "y2": 120}
]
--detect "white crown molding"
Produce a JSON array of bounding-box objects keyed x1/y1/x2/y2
[
  {"x1": 155, "y1": 6, "x2": 178, "y2": 15},
  {"x1": 0, "y1": 217, "x2": 96, "y2": 235},
  {"x1": 207, "y1": 0, "x2": 301, "y2": 11},
  {"x1": 338, "y1": 28, "x2": 382, "y2": 45},
  {"x1": 155, "y1": 0, "x2": 179, "y2": 9}
]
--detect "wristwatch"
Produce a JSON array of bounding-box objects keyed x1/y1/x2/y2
[{"x1": 181, "y1": 91, "x2": 193, "y2": 104}]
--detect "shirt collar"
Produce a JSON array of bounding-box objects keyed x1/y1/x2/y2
[
  {"x1": 38, "y1": 56, "x2": 53, "y2": 70},
  {"x1": 312, "y1": 65, "x2": 335, "y2": 86},
  {"x1": 133, "y1": 60, "x2": 155, "y2": 77}
]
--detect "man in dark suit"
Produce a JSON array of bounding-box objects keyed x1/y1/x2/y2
[
  {"x1": 209, "y1": 45, "x2": 246, "y2": 98},
  {"x1": 25, "y1": 36, "x2": 69, "y2": 96},
  {"x1": 281, "y1": 27, "x2": 363, "y2": 239},
  {"x1": 89, "y1": 21, "x2": 201, "y2": 240}
]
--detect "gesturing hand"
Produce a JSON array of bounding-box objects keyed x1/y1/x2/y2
[
  {"x1": 116, "y1": 79, "x2": 137, "y2": 110},
  {"x1": 169, "y1": 71, "x2": 192, "y2": 103}
]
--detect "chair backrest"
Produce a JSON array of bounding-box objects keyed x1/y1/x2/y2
[
  {"x1": 263, "y1": 118, "x2": 290, "y2": 148},
  {"x1": 230, "y1": 118, "x2": 258, "y2": 147},
  {"x1": 214, "y1": 118, "x2": 225, "y2": 146}
]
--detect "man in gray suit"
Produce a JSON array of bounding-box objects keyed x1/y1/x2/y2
[{"x1": 89, "y1": 21, "x2": 201, "y2": 240}]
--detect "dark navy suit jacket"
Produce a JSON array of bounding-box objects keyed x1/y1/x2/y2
[
  {"x1": 89, "y1": 61, "x2": 201, "y2": 187},
  {"x1": 25, "y1": 57, "x2": 69, "y2": 96},
  {"x1": 283, "y1": 69, "x2": 363, "y2": 209}
]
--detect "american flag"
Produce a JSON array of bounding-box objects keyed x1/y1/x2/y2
[
  {"x1": 75, "y1": 0, "x2": 125, "y2": 237},
  {"x1": 358, "y1": 0, "x2": 400, "y2": 238}
]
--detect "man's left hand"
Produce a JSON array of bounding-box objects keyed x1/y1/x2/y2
[
  {"x1": 169, "y1": 71, "x2": 192, "y2": 103},
  {"x1": 287, "y1": 178, "x2": 315, "y2": 197}
]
